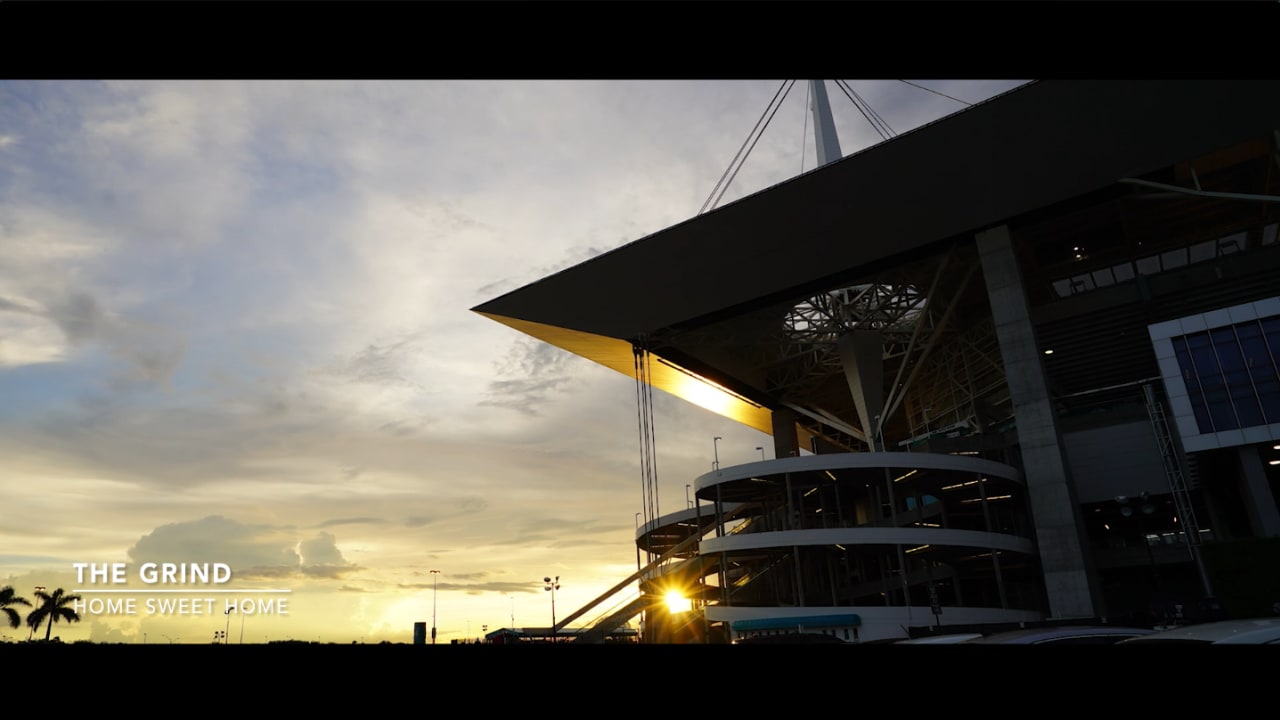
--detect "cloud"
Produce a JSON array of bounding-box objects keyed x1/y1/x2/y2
[
  {"x1": 317, "y1": 517, "x2": 386, "y2": 529},
  {"x1": 128, "y1": 516, "x2": 300, "y2": 569},
  {"x1": 126, "y1": 516, "x2": 357, "y2": 581},
  {"x1": 299, "y1": 531, "x2": 345, "y2": 566},
  {"x1": 0, "y1": 79, "x2": 1033, "y2": 644},
  {"x1": 41, "y1": 290, "x2": 186, "y2": 385},
  {"x1": 479, "y1": 338, "x2": 579, "y2": 416},
  {"x1": 324, "y1": 333, "x2": 426, "y2": 390},
  {"x1": 404, "y1": 497, "x2": 487, "y2": 528}
]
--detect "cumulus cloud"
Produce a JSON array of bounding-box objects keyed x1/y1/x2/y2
[{"x1": 126, "y1": 516, "x2": 358, "y2": 581}]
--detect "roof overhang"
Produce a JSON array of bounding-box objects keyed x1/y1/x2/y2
[{"x1": 474, "y1": 80, "x2": 1280, "y2": 432}]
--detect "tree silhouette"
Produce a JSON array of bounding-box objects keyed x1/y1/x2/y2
[
  {"x1": 1, "y1": 586, "x2": 32, "y2": 629},
  {"x1": 26, "y1": 588, "x2": 82, "y2": 641}
]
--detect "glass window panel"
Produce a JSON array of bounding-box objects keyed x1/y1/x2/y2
[
  {"x1": 1262, "y1": 316, "x2": 1280, "y2": 352},
  {"x1": 1251, "y1": 320, "x2": 1280, "y2": 423},
  {"x1": 1203, "y1": 381, "x2": 1238, "y2": 430},
  {"x1": 1070, "y1": 274, "x2": 1094, "y2": 293},
  {"x1": 1136, "y1": 256, "x2": 1161, "y2": 275},
  {"x1": 1174, "y1": 337, "x2": 1200, "y2": 390},
  {"x1": 1257, "y1": 372, "x2": 1280, "y2": 425},
  {"x1": 1218, "y1": 327, "x2": 1263, "y2": 427},
  {"x1": 1052, "y1": 279, "x2": 1072, "y2": 298},
  {"x1": 1112, "y1": 263, "x2": 1135, "y2": 282},
  {"x1": 1189, "y1": 240, "x2": 1216, "y2": 263},
  {"x1": 1212, "y1": 328, "x2": 1244, "y2": 372},
  {"x1": 1182, "y1": 330, "x2": 1213, "y2": 368},
  {"x1": 1173, "y1": 337, "x2": 1213, "y2": 433},
  {"x1": 1189, "y1": 333, "x2": 1235, "y2": 430},
  {"x1": 1263, "y1": 223, "x2": 1278, "y2": 245},
  {"x1": 1092, "y1": 268, "x2": 1115, "y2": 287},
  {"x1": 1236, "y1": 322, "x2": 1262, "y2": 343},
  {"x1": 1161, "y1": 248, "x2": 1188, "y2": 269},
  {"x1": 1228, "y1": 378, "x2": 1265, "y2": 426}
]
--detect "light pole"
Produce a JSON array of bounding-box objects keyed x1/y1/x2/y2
[
  {"x1": 635, "y1": 512, "x2": 644, "y2": 571},
  {"x1": 239, "y1": 606, "x2": 246, "y2": 644},
  {"x1": 430, "y1": 569, "x2": 441, "y2": 644},
  {"x1": 509, "y1": 595, "x2": 515, "y2": 630},
  {"x1": 544, "y1": 575, "x2": 560, "y2": 641},
  {"x1": 686, "y1": 484, "x2": 692, "y2": 509},
  {"x1": 224, "y1": 606, "x2": 233, "y2": 645},
  {"x1": 713, "y1": 436, "x2": 722, "y2": 471}
]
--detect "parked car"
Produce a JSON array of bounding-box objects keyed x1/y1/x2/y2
[
  {"x1": 895, "y1": 633, "x2": 985, "y2": 644},
  {"x1": 962, "y1": 625, "x2": 1155, "y2": 645},
  {"x1": 1116, "y1": 618, "x2": 1280, "y2": 645}
]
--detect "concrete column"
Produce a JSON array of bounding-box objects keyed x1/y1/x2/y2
[
  {"x1": 771, "y1": 408, "x2": 801, "y2": 458},
  {"x1": 837, "y1": 330, "x2": 885, "y2": 448},
  {"x1": 1238, "y1": 445, "x2": 1280, "y2": 537},
  {"x1": 977, "y1": 224, "x2": 1102, "y2": 619}
]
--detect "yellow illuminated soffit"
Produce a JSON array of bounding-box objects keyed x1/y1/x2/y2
[{"x1": 475, "y1": 313, "x2": 774, "y2": 436}]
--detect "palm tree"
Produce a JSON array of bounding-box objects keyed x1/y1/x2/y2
[
  {"x1": 26, "y1": 588, "x2": 82, "y2": 641},
  {"x1": 1, "y1": 586, "x2": 32, "y2": 629}
]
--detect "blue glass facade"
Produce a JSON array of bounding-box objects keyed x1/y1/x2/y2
[{"x1": 1171, "y1": 316, "x2": 1280, "y2": 434}]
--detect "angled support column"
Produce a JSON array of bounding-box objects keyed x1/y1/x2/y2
[
  {"x1": 837, "y1": 330, "x2": 885, "y2": 449},
  {"x1": 977, "y1": 224, "x2": 1102, "y2": 620}
]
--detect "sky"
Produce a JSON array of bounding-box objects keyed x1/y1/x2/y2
[{"x1": 0, "y1": 79, "x2": 1030, "y2": 644}]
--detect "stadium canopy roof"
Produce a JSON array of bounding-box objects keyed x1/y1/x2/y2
[{"x1": 473, "y1": 80, "x2": 1280, "y2": 437}]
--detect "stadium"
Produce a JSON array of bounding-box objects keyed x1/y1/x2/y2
[{"x1": 474, "y1": 80, "x2": 1280, "y2": 643}]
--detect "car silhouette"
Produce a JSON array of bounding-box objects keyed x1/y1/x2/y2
[
  {"x1": 1116, "y1": 618, "x2": 1280, "y2": 645},
  {"x1": 962, "y1": 625, "x2": 1155, "y2": 645}
]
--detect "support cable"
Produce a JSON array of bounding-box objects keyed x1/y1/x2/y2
[
  {"x1": 897, "y1": 80, "x2": 973, "y2": 107},
  {"x1": 699, "y1": 80, "x2": 796, "y2": 215},
  {"x1": 799, "y1": 80, "x2": 811, "y2": 175},
  {"x1": 633, "y1": 338, "x2": 661, "y2": 541},
  {"x1": 834, "y1": 79, "x2": 893, "y2": 140}
]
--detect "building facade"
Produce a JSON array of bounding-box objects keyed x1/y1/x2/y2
[{"x1": 475, "y1": 80, "x2": 1280, "y2": 642}]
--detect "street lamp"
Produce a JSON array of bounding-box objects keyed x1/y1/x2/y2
[
  {"x1": 430, "y1": 569, "x2": 441, "y2": 644},
  {"x1": 544, "y1": 575, "x2": 560, "y2": 641},
  {"x1": 713, "y1": 437, "x2": 722, "y2": 471},
  {"x1": 224, "y1": 606, "x2": 234, "y2": 645}
]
